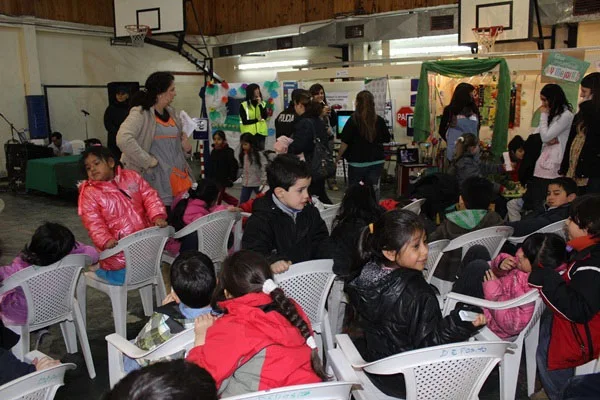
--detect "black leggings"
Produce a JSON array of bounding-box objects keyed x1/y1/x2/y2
[{"x1": 451, "y1": 245, "x2": 492, "y2": 299}]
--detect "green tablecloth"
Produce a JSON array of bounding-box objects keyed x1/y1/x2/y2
[{"x1": 26, "y1": 155, "x2": 85, "y2": 195}]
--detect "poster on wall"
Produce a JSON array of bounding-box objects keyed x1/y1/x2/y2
[
  {"x1": 509, "y1": 84, "x2": 522, "y2": 129},
  {"x1": 326, "y1": 92, "x2": 351, "y2": 111},
  {"x1": 282, "y1": 81, "x2": 298, "y2": 109},
  {"x1": 204, "y1": 81, "x2": 282, "y2": 152},
  {"x1": 542, "y1": 52, "x2": 590, "y2": 84},
  {"x1": 477, "y1": 84, "x2": 498, "y2": 127},
  {"x1": 365, "y1": 77, "x2": 388, "y2": 117}
]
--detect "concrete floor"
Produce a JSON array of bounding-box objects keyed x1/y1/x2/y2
[{"x1": 0, "y1": 180, "x2": 530, "y2": 399}]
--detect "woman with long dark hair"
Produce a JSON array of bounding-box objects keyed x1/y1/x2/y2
[
  {"x1": 288, "y1": 101, "x2": 332, "y2": 204},
  {"x1": 523, "y1": 84, "x2": 574, "y2": 212},
  {"x1": 559, "y1": 72, "x2": 600, "y2": 194},
  {"x1": 336, "y1": 90, "x2": 391, "y2": 200},
  {"x1": 239, "y1": 83, "x2": 268, "y2": 150},
  {"x1": 309, "y1": 83, "x2": 339, "y2": 191},
  {"x1": 117, "y1": 71, "x2": 192, "y2": 208},
  {"x1": 439, "y1": 83, "x2": 480, "y2": 161}
]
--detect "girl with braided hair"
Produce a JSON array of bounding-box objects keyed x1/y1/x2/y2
[{"x1": 186, "y1": 250, "x2": 326, "y2": 397}]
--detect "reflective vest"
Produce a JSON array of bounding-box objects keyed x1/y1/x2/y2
[{"x1": 240, "y1": 101, "x2": 268, "y2": 136}]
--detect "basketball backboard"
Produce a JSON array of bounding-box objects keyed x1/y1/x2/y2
[
  {"x1": 113, "y1": 0, "x2": 185, "y2": 38},
  {"x1": 459, "y1": 0, "x2": 532, "y2": 46}
]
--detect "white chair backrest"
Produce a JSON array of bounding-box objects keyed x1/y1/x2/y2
[
  {"x1": 443, "y1": 226, "x2": 514, "y2": 261},
  {"x1": 362, "y1": 340, "x2": 511, "y2": 400},
  {"x1": 0, "y1": 363, "x2": 76, "y2": 400},
  {"x1": 173, "y1": 210, "x2": 239, "y2": 264},
  {"x1": 509, "y1": 219, "x2": 568, "y2": 244},
  {"x1": 320, "y1": 204, "x2": 341, "y2": 234},
  {"x1": 0, "y1": 254, "x2": 89, "y2": 329},
  {"x1": 273, "y1": 259, "x2": 335, "y2": 329},
  {"x1": 222, "y1": 381, "x2": 354, "y2": 400},
  {"x1": 402, "y1": 198, "x2": 426, "y2": 215},
  {"x1": 70, "y1": 139, "x2": 85, "y2": 155},
  {"x1": 423, "y1": 239, "x2": 449, "y2": 283},
  {"x1": 100, "y1": 227, "x2": 170, "y2": 287}
]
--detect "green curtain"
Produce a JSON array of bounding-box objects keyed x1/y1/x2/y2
[{"x1": 414, "y1": 58, "x2": 511, "y2": 156}]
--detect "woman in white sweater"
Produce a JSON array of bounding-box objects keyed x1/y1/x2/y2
[{"x1": 524, "y1": 84, "x2": 574, "y2": 213}]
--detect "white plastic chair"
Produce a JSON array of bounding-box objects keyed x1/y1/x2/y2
[
  {"x1": 0, "y1": 359, "x2": 76, "y2": 400},
  {"x1": 320, "y1": 203, "x2": 341, "y2": 234},
  {"x1": 329, "y1": 334, "x2": 512, "y2": 400},
  {"x1": 273, "y1": 259, "x2": 336, "y2": 360},
  {"x1": 402, "y1": 198, "x2": 426, "y2": 215},
  {"x1": 222, "y1": 381, "x2": 354, "y2": 399},
  {"x1": 423, "y1": 239, "x2": 449, "y2": 283},
  {"x1": 232, "y1": 211, "x2": 252, "y2": 252},
  {"x1": 78, "y1": 227, "x2": 170, "y2": 337},
  {"x1": 442, "y1": 289, "x2": 545, "y2": 399},
  {"x1": 575, "y1": 356, "x2": 600, "y2": 376},
  {"x1": 0, "y1": 254, "x2": 96, "y2": 378},
  {"x1": 508, "y1": 219, "x2": 568, "y2": 244},
  {"x1": 70, "y1": 139, "x2": 85, "y2": 155},
  {"x1": 163, "y1": 210, "x2": 239, "y2": 271},
  {"x1": 105, "y1": 327, "x2": 195, "y2": 388},
  {"x1": 429, "y1": 226, "x2": 514, "y2": 299}
]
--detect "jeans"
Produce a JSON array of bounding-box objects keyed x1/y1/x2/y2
[
  {"x1": 562, "y1": 372, "x2": 600, "y2": 399},
  {"x1": 348, "y1": 164, "x2": 384, "y2": 201},
  {"x1": 451, "y1": 245, "x2": 491, "y2": 298},
  {"x1": 537, "y1": 311, "x2": 575, "y2": 399},
  {"x1": 239, "y1": 186, "x2": 259, "y2": 205}
]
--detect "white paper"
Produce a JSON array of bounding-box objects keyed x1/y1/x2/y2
[
  {"x1": 502, "y1": 152, "x2": 513, "y2": 172},
  {"x1": 179, "y1": 110, "x2": 197, "y2": 138}
]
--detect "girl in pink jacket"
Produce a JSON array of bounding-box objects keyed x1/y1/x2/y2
[
  {"x1": 453, "y1": 233, "x2": 567, "y2": 338},
  {"x1": 166, "y1": 178, "x2": 237, "y2": 254},
  {"x1": 78, "y1": 146, "x2": 167, "y2": 285},
  {"x1": 0, "y1": 222, "x2": 98, "y2": 326}
]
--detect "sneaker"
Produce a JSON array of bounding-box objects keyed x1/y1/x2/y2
[{"x1": 530, "y1": 389, "x2": 549, "y2": 400}]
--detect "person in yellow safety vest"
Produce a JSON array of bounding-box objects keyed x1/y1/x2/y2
[{"x1": 239, "y1": 83, "x2": 269, "y2": 150}]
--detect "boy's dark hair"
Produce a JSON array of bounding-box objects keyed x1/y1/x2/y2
[
  {"x1": 521, "y1": 233, "x2": 567, "y2": 270},
  {"x1": 453, "y1": 133, "x2": 479, "y2": 161},
  {"x1": 168, "y1": 179, "x2": 220, "y2": 231},
  {"x1": 170, "y1": 251, "x2": 216, "y2": 308},
  {"x1": 569, "y1": 194, "x2": 600, "y2": 238},
  {"x1": 548, "y1": 177, "x2": 577, "y2": 197},
  {"x1": 105, "y1": 359, "x2": 217, "y2": 400},
  {"x1": 22, "y1": 222, "x2": 76, "y2": 266},
  {"x1": 461, "y1": 176, "x2": 494, "y2": 210},
  {"x1": 79, "y1": 146, "x2": 117, "y2": 175},
  {"x1": 266, "y1": 154, "x2": 310, "y2": 191},
  {"x1": 355, "y1": 209, "x2": 424, "y2": 271},
  {"x1": 50, "y1": 131, "x2": 62, "y2": 140},
  {"x1": 211, "y1": 250, "x2": 328, "y2": 380},
  {"x1": 508, "y1": 135, "x2": 524, "y2": 154},
  {"x1": 332, "y1": 183, "x2": 384, "y2": 232}
]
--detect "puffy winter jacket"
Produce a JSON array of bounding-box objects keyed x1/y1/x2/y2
[
  {"x1": 347, "y1": 262, "x2": 479, "y2": 362},
  {"x1": 242, "y1": 192, "x2": 328, "y2": 264},
  {"x1": 78, "y1": 167, "x2": 167, "y2": 271},
  {"x1": 506, "y1": 203, "x2": 570, "y2": 237},
  {"x1": 186, "y1": 292, "x2": 321, "y2": 397},
  {"x1": 483, "y1": 253, "x2": 536, "y2": 339},
  {"x1": 206, "y1": 145, "x2": 238, "y2": 188},
  {"x1": 529, "y1": 237, "x2": 600, "y2": 370}
]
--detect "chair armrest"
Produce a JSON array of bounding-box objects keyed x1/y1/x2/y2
[
  {"x1": 335, "y1": 334, "x2": 367, "y2": 367},
  {"x1": 327, "y1": 348, "x2": 361, "y2": 383},
  {"x1": 240, "y1": 212, "x2": 252, "y2": 218},
  {"x1": 105, "y1": 334, "x2": 151, "y2": 359},
  {"x1": 507, "y1": 235, "x2": 526, "y2": 244},
  {"x1": 442, "y1": 290, "x2": 539, "y2": 316},
  {"x1": 172, "y1": 211, "x2": 239, "y2": 239},
  {"x1": 100, "y1": 227, "x2": 168, "y2": 259}
]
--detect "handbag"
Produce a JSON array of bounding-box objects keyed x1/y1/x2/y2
[
  {"x1": 170, "y1": 166, "x2": 193, "y2": 197},
  {"x1": 306, "y1": 120, "x2": 335, "y2": 180}
]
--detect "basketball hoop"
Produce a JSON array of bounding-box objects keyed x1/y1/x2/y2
[
  {"x1": 472, "y1": 26, "x2": 504, "y2": 53},
  {"x1": 125, "y1": 24, "x2": 150, "y2": 47}
]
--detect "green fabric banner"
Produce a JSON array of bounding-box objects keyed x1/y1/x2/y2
[{"x1": 414, "y1": 58, "x2": 511, "y2": 157}]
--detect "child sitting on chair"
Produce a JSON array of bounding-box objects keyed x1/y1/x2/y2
[
  {"x1": 0, "y1": 222, "x2": 98, "y2": 326},
  {"x1": 452, "y1": 233, "x2": 567, "y2": 339},
  {"x1": 78, "y1": 146, "x2": 167, "y2": 285},
  {"x1": 123, "y1": 251, "x2": 216, "y2": 372}
]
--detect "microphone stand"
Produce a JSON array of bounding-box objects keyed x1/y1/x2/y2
[
  {"x1": 0, "y1": 112, "x2": 26, "y2": 143},
  {"x1": 81, "y1": 111, "x2": 90, "y2": 140}
]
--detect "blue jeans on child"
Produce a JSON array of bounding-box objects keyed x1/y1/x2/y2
[
  {"x1": 239, "y1": 186, "x2": 260, "y2": 205},
  {"x1": 537, "y1": 311, "x2": 575, "y2": 399}
]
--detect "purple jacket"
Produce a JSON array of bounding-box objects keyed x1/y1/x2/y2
[{"x1": 0, "y1": 242, "x2": 99, "y2": 326}]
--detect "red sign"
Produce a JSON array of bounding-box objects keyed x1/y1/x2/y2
[{"x1": 396, "y1": 106, "x2": 413, "y2": 127}]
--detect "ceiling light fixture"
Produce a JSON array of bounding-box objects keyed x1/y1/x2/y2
[{"x1": 237, "y1": 59, "x2": 309, "y2": 70}]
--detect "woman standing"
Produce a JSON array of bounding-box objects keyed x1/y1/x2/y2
[
  {"x1": 288, "y1": 100, "x2": 333, "y2": 204},
  {"x1": 439, "y1": 83, "x2": 480, "y2": 161},
  {"x1": 336, "y1": 90, "x2": 391, "y2": 200},
  {"x1": 559, "y1": 72, "x2": 600, "y2": 195},
  {"x1": 309, "y1": 84, "x2": 339, "y2": 191},
  {"x1": 239, "y1": 83, "x2": 268, "y2": 150},
  {"x1": 117, "y1": 71, "x2": 192, "y2": 209},
  {"x1": 523, "y1": 84, "x2": 574, "y2": 212}
]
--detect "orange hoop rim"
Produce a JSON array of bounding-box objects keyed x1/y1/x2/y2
[{"x1": 472, "y1": 26, "x2": 504, "y2": 36}]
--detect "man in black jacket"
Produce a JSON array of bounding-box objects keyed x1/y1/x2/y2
[
  {"x1": 242, "y1": 154, "x2": 328, "y2": 273},
  {"x1": 104, "y1": 86, "x2": 130, "y2": 161}
]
